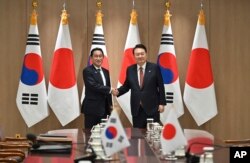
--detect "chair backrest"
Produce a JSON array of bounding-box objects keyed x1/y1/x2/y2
[
  {"x1": 0, "y1": 133, "x2": 30, "y2": 163},
  {"x1": 0, "y1": 148, "x2": 24, "y2": 162}
]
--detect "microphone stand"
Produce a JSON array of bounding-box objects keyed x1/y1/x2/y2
[{"x1": 74, "y1": 145, "x2": 97, "y2": 163}]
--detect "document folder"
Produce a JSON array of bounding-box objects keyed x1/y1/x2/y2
[{"x1": 30, "y1": 144, "x2": 72, "y2": 154}]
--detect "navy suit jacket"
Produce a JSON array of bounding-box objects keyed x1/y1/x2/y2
[
  {"x1": 81, "y1": 65, "x2": 112, "y2": 116},
  {"x1": 118, "y1": 62, "x2": 166, "y2": 116}
]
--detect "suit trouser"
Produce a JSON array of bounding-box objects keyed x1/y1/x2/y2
[
  {"x1": 84, "y1": 114, "x2": 107, "y2": 129},
  {"x1": 84, "y1": 99, "x2": 111, "y2": 129},
  {"x1": 132, "y1": 106, "x2": 160, "y2": 129}
]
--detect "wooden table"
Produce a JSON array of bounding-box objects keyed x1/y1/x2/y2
[{"x1": 24, "y1": 128, "x2": 229, "y2": 163}]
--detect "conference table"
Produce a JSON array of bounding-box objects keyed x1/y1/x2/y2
[{"x1": 24, "y1": 128, "x2": 229, "y2": 163}]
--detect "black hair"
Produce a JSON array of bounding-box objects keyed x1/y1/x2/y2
[
  {"x1": 133, "y1": 44, "x2": 147, "y2": 54},
  {"x1": 90, "y1": 47, "x2": 104, "y2": 57}
]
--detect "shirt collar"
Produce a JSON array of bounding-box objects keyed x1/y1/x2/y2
[
  {"x1": 137, "y1": 63, "x2": 146, "y2": 71},
  {"x1": 94, "y1": 65, "x2": 102, "y2": 71}
]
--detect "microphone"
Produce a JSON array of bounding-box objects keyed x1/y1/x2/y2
[
  {"x1": 27, "y1": 133, "x2": 96, "y2": 158},
  {"x1": 185, "y1": 143, "x2": 202, "y2": 163},
  {"x1": 26, "y1": 133, "x2": 73, "y2": 150},
  {"x1": 26, "y1": 133, "x2": 40, "y2": 149},
  {"x1": 74, "y1": 145, "x2": 97, "y2": 163}
]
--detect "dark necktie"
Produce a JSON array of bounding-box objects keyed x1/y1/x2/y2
[
  {"x1": 139, "y1": 67, "x2": 144, "y2": 88},
  {"x1": 97, "y1": 68, "x2": 105, "y2": 85}
]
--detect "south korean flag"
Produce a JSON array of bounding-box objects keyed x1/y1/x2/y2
[{"x1": 101, "y1": 110, "x2": 130, "y2": 157}]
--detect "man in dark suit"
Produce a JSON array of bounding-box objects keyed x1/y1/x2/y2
[
  {"x1": 116, "y1": 44, "x2": 166, "y2": 128},
  {"x1": 81, "y1": 47, "x2": 115, "y2": 129}
]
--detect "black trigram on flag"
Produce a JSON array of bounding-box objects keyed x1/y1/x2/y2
[
  {"x1": 110, "y1": 118, "x2": 117, "y2": 124},
  {"x1": 118, "y1": 136, "x2": 124, "y2": 143},
  {"x1": 26, "y1": 34, "x2": 40, "y2": 46},
  {"x1": 106, "y1": 142, "x2": 113, "y2": 148},
  {"x1": 92, "y1": 34, "x2": 105, "y2": 45},
  {"x1": 22, "y1": 93, "x2": 38, "y2": 105},
  {"x1": 161, "y1": 34, "x2": 173, "y2": 45},
  {"x1": 166, "y1": 92, "x2": 174, "y2": 104}
]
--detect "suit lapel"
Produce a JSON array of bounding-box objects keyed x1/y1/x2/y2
[
  {"x1": 143, "y1": 63, "x2": 151, "y2": 89},
  {"x1": 103, "y1": 69, "x2": 110, "y2": 86},
  {"x1": 91, "y1": 65, "x2": 103, "y2": 85},
  {"x1": 131, "y1": 65, "x2": 140, "y2": 89}
]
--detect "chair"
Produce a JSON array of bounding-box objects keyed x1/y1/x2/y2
[
  {"x1": 0, "y1": 136, "x2": 30, "y2": 162},
  {"x1": 0, "y1": 149, "x2": 25, "y2": 163}
]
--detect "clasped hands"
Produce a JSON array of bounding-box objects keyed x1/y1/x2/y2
[
  {"x1": 111, "y1": 88, "x2": 119, "y2": 96},
  {"x1": 111, "y1": 88, "x2": 165, "y2": 113}
]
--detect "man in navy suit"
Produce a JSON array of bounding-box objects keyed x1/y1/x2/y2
[
  {"x1": 116, "y1": 44, "x2": 166, "y2": 128},
  {"x1": 81, "y1": 47, "x2": 115, "y2": 129}
]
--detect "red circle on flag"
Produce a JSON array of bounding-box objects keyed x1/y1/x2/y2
[
  {"x1": 186, "y1": 48, "x2": 213, "y2": 88},
  {"x1": 162, "y1": 123, "x2": 176, "y2": 140},
  {"x1": 49, "y1": 48, "x2": 76, "y2": 89}
]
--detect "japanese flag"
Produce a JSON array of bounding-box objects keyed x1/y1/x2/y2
[
  {"x1": 117, "y1": 9, "x2": 141, "y2": 125},
  {"x1": 183, "y1": 9, "x2": 217, "y2": 126},
  {"x1": 48, "y1": 9, "x2": 80, "y2": 126},
  {"x1": 160, "y1": 109, "x2": 187, "y2": 155}
]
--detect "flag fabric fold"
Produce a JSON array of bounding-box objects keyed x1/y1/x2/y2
[
  {"x1": 80, "y1": 9, "x2": 109, "y2": 103},
  {"x1": 48, "y1": 9, "x2": 80, "y2": 126},
  {"x1": 157, "y1": 10, "x2": 184, "y2": 123},
  {"x1": 160, "y1": 109, "x2": 187, "y2": 155},
  {"x1": 16, "y1": 9, "x2": 49, "y2": 127},
  {"x1": 183, "y1": 9, "x2": 218, "y2": 126},
  {"x1": 116, "y1": 9, "x2": 141, "y2": 125},
  {"x1": 101, "y1": 110, "x2": 130, "y2": 157}
]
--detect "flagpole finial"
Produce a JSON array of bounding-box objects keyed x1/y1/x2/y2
[
  {"x1": 31, "y1": 0, "x2": 38, "y2": 25},
  {"x1": 96, "y1": 0, "x2": 102, "y2": 10},
  {"x1": 163, "y1": 1, "x2": 171, "y2": 26},
  {"x1": 164, "y1": 10, "x2": 171, "y2": 26},
  {"x1": 96, "y1": 0, "x2": 103, "y2": 25},
  {"x1": 130, "y1": 9, "x2": 138, "y2": 25},
  {"x1": 199, "y1": 0, "x2": 205, "y2": 25},
  {"x1": 165, "y1": 1, "x2": 171, "y2": 11},
  {"x1": 198, "y1": 9, "x2": 205, "y2": 25},
  {"x1": 61, "y1": 3, "x2": 69, "y2": 25},
  {"x1": 96, "y1": 11, "x2": 103, "y2": 26},
  {"x1": 32, "y1": 0, "x2": 38, "y2": 10}
]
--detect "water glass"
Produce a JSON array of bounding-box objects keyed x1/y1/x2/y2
[{"x1": 146, "y1": 118, "x2": 154, "y2": 131}]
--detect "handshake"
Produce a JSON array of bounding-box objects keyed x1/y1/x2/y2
[{"x1": 111, "y1": 88, "x2": 119, "y2": 96}]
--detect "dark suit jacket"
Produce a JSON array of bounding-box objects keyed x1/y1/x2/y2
[
  {"x1": 81, "y1": 65, "x2": 112, "y2": 116},
  {"x1": 118, "y1": 62, "x2": 166, "y2": 116}
]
